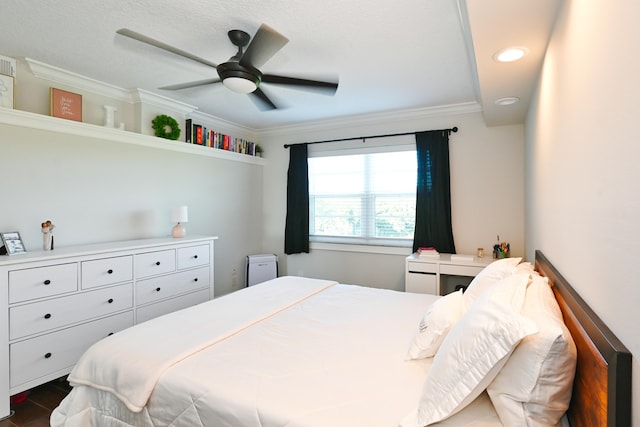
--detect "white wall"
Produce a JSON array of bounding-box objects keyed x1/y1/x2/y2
[
  {"x1": 260, "y1": 108, "x2": 525, "y2": 290},
  {"x1": 525, "y1": 1, "x2": 640, "y2": 424},
  {"x1": 1, "y1": 124, "x2": 263, "y2": 296},
  {"x1": 1, "y1": 64, "x2": 264, "y2": 297}
]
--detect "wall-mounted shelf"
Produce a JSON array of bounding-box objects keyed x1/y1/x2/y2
[{"x1": 0, "y1": 107, "x2": 265, "y2": 166}]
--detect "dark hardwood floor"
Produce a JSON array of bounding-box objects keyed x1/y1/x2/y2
[{"x1": 0, "y1": 378, "x2": 71, "y2": 427}]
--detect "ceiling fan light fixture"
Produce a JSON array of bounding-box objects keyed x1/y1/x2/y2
[
  {"x1": 217, "y1": 61, "x2": 262, "y2": 94},
  {"x1": 223, "y1": 77, "x2": 258, "y2": 94},
  {"x1": 493, "y1": 47, "x2": 528, "y2": 63}
]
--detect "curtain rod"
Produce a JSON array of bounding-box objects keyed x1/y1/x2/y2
[{"x1": 283, "y1": 127, "x2": 457, "y2": 148}]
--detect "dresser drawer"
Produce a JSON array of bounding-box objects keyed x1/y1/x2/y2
[
  {"x1": 8, "y1": 263, "x2": 78, "y2": 304},
  {"x1": 136, "y1": 289, "x2": 209, "y2": 324},
  {"x1": 10, "y1": 311, "x2": 134, "y2": 388},
  {"x1": 135, "y1": 249, "x2": 176, "y2": 278},
  {"x1": 81, "y1": 256, "x2": 133, "y2": 289},
  {"x1": 406, "y1": 261, "x2": 437, "y2": 274},
  {"x1": 405, "y1": 271, "x2": 437, "y2": 294},
  {"x1": 439, "y1": 264, "x2": 484, "y2": 277},
  {"x1": 177, "y1": 244, "x2": 210, "y2": 270},
  {"x1": 136, "y1": 266, "x2": 209, "y2": 306},
  {"x1": 10, "y1": 283, "x2": 133, "y2": 340}
]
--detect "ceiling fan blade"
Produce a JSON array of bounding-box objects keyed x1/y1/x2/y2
[
  {"x1": 249, "y1": 87, "x2": 278, "y2": 111},
  {"x1": 239, "y1": 24, "x2": 289, "y2": 70},
  {"x1": 116, "y1": 28, "x2": 218, "y2": 69},
  {"x1": 159, "y1": 78, "x2": 221, "y2": 90},
  {"x1": 261, "y1": 74, "x2": 338, "y2": 95}
]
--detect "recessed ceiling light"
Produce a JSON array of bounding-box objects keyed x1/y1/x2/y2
[
  {"x1": 493, "y1": 47, "x2": 528, "y2": 63},
  {"x1": 495, "y1": 97, "x2": 520, "y2": 106}
]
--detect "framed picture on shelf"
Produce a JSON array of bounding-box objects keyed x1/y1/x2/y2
[
  {"x1": 0, "y1": 74, "x2": 14, "y2": 109},
  {"x1": 0, "y1": 231, "x2": 27, "y2": 255},
  {"x1": 50, "y1": 87, "x2": 82, "y2": 121}
]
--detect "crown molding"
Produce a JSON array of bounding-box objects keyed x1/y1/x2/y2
[
  {"x1": 24, "y1": 58, "x2": 199, "y2": 116},
  {"x1": 258, "y1": 102, "x2": 482, "y2": 139},
  {"x1": 131, "y1": 89, "x2": 197, "y2": 115},
  {"x1": 21, "y1": 57, "x2": 483, "y2": 141},
  {"x1": 24, "y1": 57, "x2": 133, "y2": 102}
]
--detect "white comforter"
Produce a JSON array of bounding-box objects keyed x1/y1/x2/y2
[{"x1": 51, "y1": 276, "x2": 502, "y2": 427}]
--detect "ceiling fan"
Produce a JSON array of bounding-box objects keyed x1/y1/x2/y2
[{"x1": 116, "y1": 24, "x2": 338, "y2": 111}]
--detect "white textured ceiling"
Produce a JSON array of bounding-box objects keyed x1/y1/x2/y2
[{"x1": 0, "y1": 0, "x2": 561, "y2": 130}]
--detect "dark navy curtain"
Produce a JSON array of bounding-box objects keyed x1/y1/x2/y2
[
  {"x1": 412, "y1": 130, "x2": 456, "y2": 254},
  {"x1": 284, "y1": 143, "x2": 310, "y2": 254}
]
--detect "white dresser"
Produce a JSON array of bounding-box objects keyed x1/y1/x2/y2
[
  {"x1": 405, "y1": 253, "x2": 494, "y2": 295},
  {"x1": 0, "y1": 236, "x2": 217, "y2": 419}
]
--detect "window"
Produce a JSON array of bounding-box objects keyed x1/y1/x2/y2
[{"x1": 308, "y1": 143, "x2": 416, "y2": 247}]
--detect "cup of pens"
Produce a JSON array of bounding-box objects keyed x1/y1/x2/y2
[{"x1": 493, "y1": 241, "x2": 510, "y2": 259}]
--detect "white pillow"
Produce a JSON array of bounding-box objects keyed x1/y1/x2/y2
[
  {"x1": 463, "y1": 256, "x2": 522, "y2": 310},
  {"x1": 409, "y1": 272, "x2": 537, "y2": 426},
  {"x1": 516, "y1": 261, "x2": 535, "y2": 273},
  {"x1": 406, "y1": 289, "x2": 464, "y2": 360},
  {"x1": 487, "y1": 272, "x2": 577, "y2": 426}
]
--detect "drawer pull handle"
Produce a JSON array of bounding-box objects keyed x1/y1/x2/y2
[
  {"x1": 107, "y1": 269, "x2": 114, "y2": 274},
  {"x1": 108, "y1": 298, "x2": 114, "y2": 304},
  {"x1": 44, "y1": 313, "x2": 52, "y2": 319},
  {"x1": 155, "y1": 261, "x2": 161, "y2": 266},
  {"x1": 155, "y1": 287, "x2": 161, "y2": 292},
  {"x1": 194, "y1": 255, "x2": 198, "y2": 259},
  {"x1": 194, "y1": 278, "x2": 198, "y2": 282},
  {"x1": 44, "y1": 280, "x2": 51, "y2": 285},
  {"x1": 108, "y1": 332, "x2": 114, "y2": 336},
  {"x1": 44, "y1": 352, "x2": 52, "y2": 359}
]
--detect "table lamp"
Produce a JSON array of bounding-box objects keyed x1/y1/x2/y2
[{"x1": 171, "y1": 206, "x2": 188, "y2": 238}]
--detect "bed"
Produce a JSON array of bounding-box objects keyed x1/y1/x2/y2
[{"x1": 50, "y1": 251, "x2": 631, "y2": 426}]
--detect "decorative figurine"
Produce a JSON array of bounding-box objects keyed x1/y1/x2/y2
[
  {"x1": 103, "y1": 105, "x2": 117, "y2": 128},
  {"x1": 41, "y1": 220, "x2": 55, "y2": 251}
]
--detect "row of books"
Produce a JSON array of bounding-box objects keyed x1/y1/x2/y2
[{"x1": 185, "y1": 119, "x2": 258, "y2": 156}]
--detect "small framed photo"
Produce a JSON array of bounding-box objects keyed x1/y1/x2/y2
[
  {"x1": 0, "y1": 74, "x2": 14, "y2": 109},
  {"x1": 50, "y1": 87, "x2": 82, "y2": 122},
  {"x1": 0, "y1": 231, "x2": 27, "y2": 255}
]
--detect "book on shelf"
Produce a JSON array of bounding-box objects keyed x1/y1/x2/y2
[
  {"x1": 185, "y1": 119, "x2": 192, "y2": 143},
  {"x1": 194, "y1": 125, "x2": 203, "y2": 145}
]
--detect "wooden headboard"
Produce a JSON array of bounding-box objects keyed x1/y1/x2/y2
[{"x1": 535, "y1": 250, "x2": 631, "y2": 427}]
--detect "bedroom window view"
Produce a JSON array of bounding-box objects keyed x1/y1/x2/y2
[{"x1": 308, "y1": 150, "x2": 417, "y2": 246}]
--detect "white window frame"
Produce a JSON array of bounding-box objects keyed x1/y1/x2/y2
[{"x1": 308, "y1": 135, "x2": 416, "y2": 249}]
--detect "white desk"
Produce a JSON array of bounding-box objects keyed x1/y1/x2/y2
[{"x1": 405, "y1": 253, "x2": 494, "y2": 295}]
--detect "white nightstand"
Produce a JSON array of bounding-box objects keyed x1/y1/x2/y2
[{"x1": 405, "y1": 253, "x2": 494, "y2": 295}]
